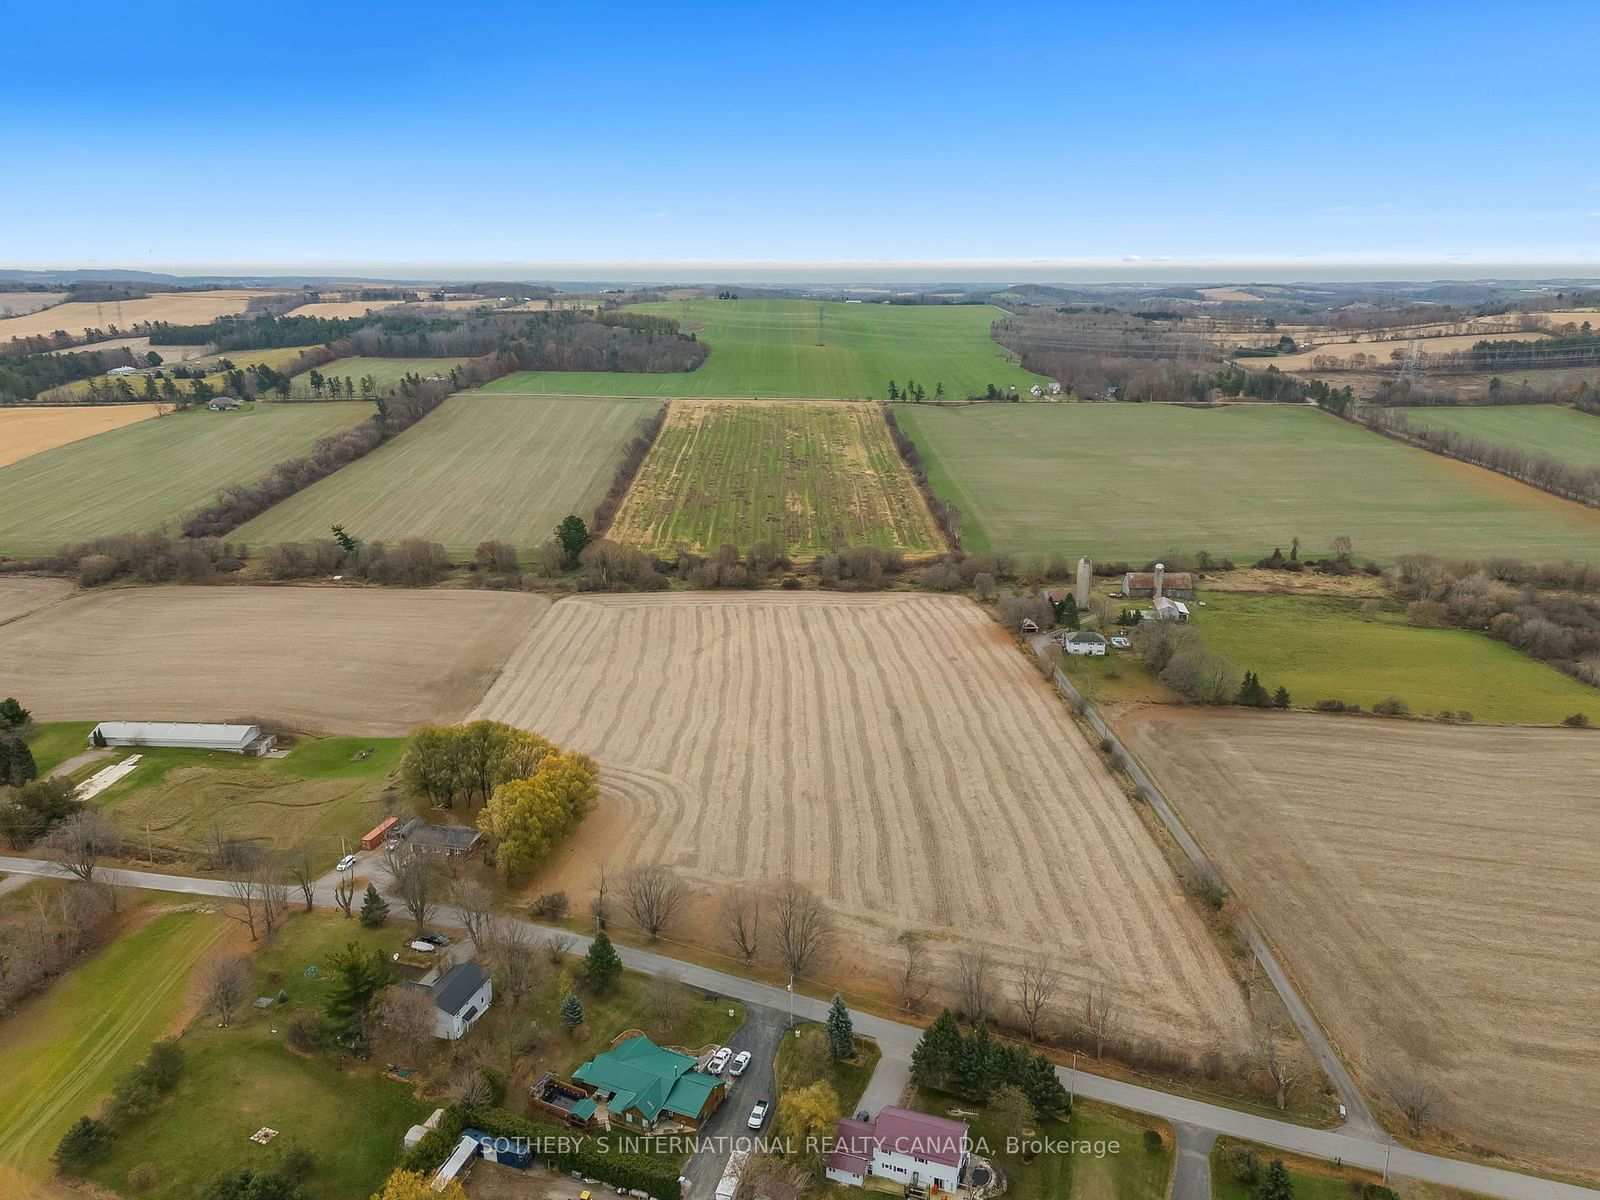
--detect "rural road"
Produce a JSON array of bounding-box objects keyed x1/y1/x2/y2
[
  {"x1": 0, "y1": 854, "x2": 1593, "y2": 1200},
  {"x1": 1026, "y1": 634, "x2": 1380, "y2": 1136}
]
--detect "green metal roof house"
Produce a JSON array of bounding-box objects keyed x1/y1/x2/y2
[{"x1": 570, "y1": 1036, "x2": 725, "y2": 1130}]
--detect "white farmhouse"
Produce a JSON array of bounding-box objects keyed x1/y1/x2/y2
[
  {"x1": 825, "y1": 1106, "x2": 969, "y2": 1194},
  {"x1": 421, "y1": 961, "x2": 492, "y2": 1040},
  {"x1": 1063, "y1": 631, "x2": 1107, "y2": 657}
]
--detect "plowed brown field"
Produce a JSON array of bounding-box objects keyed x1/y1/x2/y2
[
  {"x1": 476, "y1": 592, "x2": 1252, "y2": 1055},
  {"x1": 0, "y1": 585, "x2": 549, "y2": 735},
  {"x1": 1118, "y1": 708, "x2": 1600, "y2": 1174}
]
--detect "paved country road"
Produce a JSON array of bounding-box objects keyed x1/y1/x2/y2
[{"x1": 0, "y1": 855, "x2": 1593, "y2": 1200}]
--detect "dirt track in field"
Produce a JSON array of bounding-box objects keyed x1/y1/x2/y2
[
  {"x1": 1118, "y1": 707, "x2": 1600, "y2": 1174},
  {"x1": 0, "y1": 585, "x2": 549, "y2": 735},
  {"x1": 0, "y1": 404, "x2": 163, "y2": 467},
  {"x1": 475, "y1": 592, "x2": 1252, "y2": 1055},
  {"x1": 0, "y1": 577, "x2": 75, "y2": 625}
]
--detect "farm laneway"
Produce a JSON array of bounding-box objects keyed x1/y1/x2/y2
[{"x1": 474, "y1": 592, "x2": 1253, "y2": 1056}]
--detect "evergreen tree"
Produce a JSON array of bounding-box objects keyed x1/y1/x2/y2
[
  {"x1": 1272, "y1": 686, "x2": 1291, "y2": 709},
  {"x1": 826, "y1": 994, "x2": 854, "y2": 1060},
  {"x1": 910, "y1": 1009, "x2": 961, "y2": 1091},
  {"x1": 324, "y1": 943, "x2": 394, "y2": 1038},
  {"x1": 584, "y1": 929, "x2": 622, "y2": 993},
  {"x1": 0, "y1": 732, "x2": 37, "y2": 786},
  {"x1": 1255, "y1": 1159, "x2": 1295, "y2": 1200},
  {"x1": 1237, "y1": 671, "x2": 1270, "y2": 707},
  {"x1": 359, "y1": 883, "x2": 389, "y2": 928},
  {"x1": 554, "y1": 515, "x2": 591, "y2": 567},
  {"x1": 560, "y1": 992, "x2": 584, "y2": 1030},
  {"x1": 887, "y1": 380, "x2": 899, "y2": 401},
  {"x1": 952, "y1": 1022, "x2": 1001, "y2": 1101},
  {"x1": 0, "y1": 696, "x2": 31, "y2": 729},
  {"x1": 1060, "y1": 594, "x2": 1080, "y2": 629},
  {"x1": 54, "y1": 1116, "x2": 114, "y2": 1173},
  {"x1": 1018, "y1": 1051, "x2": 1071, "y2": 1119}
]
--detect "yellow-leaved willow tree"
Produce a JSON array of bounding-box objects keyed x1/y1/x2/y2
[{"x1": 477, "y1": 749, "x2": 598, "y2": 882}]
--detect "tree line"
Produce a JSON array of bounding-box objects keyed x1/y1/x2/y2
[{"x1": 0, "y1": 346, "x2": 138, "y2": 402}]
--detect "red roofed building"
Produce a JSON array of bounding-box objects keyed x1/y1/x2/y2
[{"x1": 824, "y1": 1106, "x2": 969, "y2": 1193}]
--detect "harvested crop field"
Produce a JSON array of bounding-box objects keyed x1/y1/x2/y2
[
  {"x1": 476, "y1": 592, "x2": 1252, "y2": 1053},
  {"x1": 236, "y1": 395, "x2": 659, "y2": 554},
  {"x1": 284, "y1": 299, "x2": 406, "y2": 318},
  {"x1": 0, "y1": 289, "x2": 275, "y2": 343},
  {"x1": 893, "y1": 403, "x2": 1600, "y2": 562},
  {"x1": 0, "y1": 402, "x2": 369, "y2": 556},
  {"x1": 1118, "y1": 708, "x2": 1600, "y2": 1173},
  {"x1": 610, "y1": 400, "x2": 943, "y2": 557},
  {"x1": 0, "y1": 403, "x2": 162, "y2": 468},
  {"x1": 0, "y1": 585, "x2": 549, "y2": 735},
  {"x1": 1245, "y1": 331, "x2": 1550, "y2": 371},
  {"x1": 0, "y1": 291, "x2": 65, "y2": 317},
  {"x1": 0, "y1": 577, "x2": 73, "y2": 625}
]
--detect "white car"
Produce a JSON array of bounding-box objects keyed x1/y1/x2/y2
[
  {"x1": 408, "y1": 939, "x2": 437, "y2": 954},
  {"x1": 729, "y1": 1050, "x2": 752, "y2": 1077},
  {"x1": 706, "y1": 1047, "x2": 733, "y2": 1074},
  {"x1": 1109, "y1": 636, "x2": 1131, "y2": 649},
  {"x1": 336, "y1": 854, "x2": 358, "y2": 872},
  {"x1": 747, "y1": 1100, "x2": 769, "y2": 1130}
]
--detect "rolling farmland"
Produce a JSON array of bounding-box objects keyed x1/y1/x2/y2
[
  {"x1": 0, "y1": 584, "x2": 549, "y2": 735},
  {"x1": 894, "y1": 403, "x2": 1600, "y2": 561},
  {"x1": 0, "y1": 289, "x2": 274, "y2": 343},
  {"x1": 1119, "y1": 709, "x2": 1600, "y2": 1173},
  {"x1": 1394, "y1": 403, "x2": 1600, "y2": 471},
  {"x1": 0, "y1": 403, "x2": 162, "y2": 467},
  {"x1": 0, "y1": 402, "x2": 369, "y2": 556},
  {"x1": 476, "y1": 593, "x2": 1254, "y2": 1054},
  {"x1": 235, "y1": 395, "x2": 658, "y2": 553},
  {"x1": 0, "y1": 291, "x2": 65, "y2": 317},
  {"x1": 307, "y1": 355, "x2": 469, "y2": 389},
  {"x1": 609, "y1": 400, "x2": 943, "y2": 557},
  {"x1": 477, "y1": 299, "x2": 1048, "y2": 398}
]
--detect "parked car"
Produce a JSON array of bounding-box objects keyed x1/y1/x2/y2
[
  {"x1": 1109, "y1": 635, "x2": 1131, "y2": 649},
  {"x1": 729, "y1": 1050, "x2": 752, "y2": 1077},
  {"x1": 408, "y1": 940, "x2": 437, "y2": 954},
  {"x1": 335, "y1": 854, "x2": 358, "y2": 872},
  {"x1": 417, "y1": 932, "x2": 450, "y2": 947},
  {"x1": 747, "y1": 1100, "x2": 769, "y2": 1130},
  {"x1": 707, "y1": 1047, "x2": 733, "y2": 1074}
]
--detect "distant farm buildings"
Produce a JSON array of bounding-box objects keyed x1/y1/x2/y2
[
  {"x1": 207, "y1": 396, "x2": 242, "y2": 411},
  {"x1": 1121, "y1": 563, "x2": 1195, "y2": 599},
  {"x1": 1150, "y1": 596, "x2": 1191, "y2": 622},
  {"x1": 89, "y1": 721, "x2": 276, "y2": 755}
]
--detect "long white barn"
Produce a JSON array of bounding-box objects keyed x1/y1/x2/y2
[{"x1": 89, "y1": 721, "x2": 276, "y2": 755}]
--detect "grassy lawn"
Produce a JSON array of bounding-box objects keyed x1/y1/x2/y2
[
  {"x1": 1396, "y1": 404, "x2": 1600, "y2": 471},
  {"x1": 236, "y1": 394, "x2": 658, "y2": 554},
  {"x1": 1196, "y1": 592, "x2": 1600, "y2": 724},
  {"x1": 88, "y1": 912, "x2": 427, "y2": 1200},
  {"x1": 0, "y1": 909, "x2": 230, "y2": 1187},
  {"x1": 775, "y1": 1023, "x2": 882, "y2": 1115},
  {"x1": 609, "y1": 401, "x2": 942, "y2": 557},
  {"x1": 477, "y1": 300, "x2": 1047, "y2": 399},
  {"x1": 906, "y1": 1088, "x2": 1171, "y2": 1200},
  {"x1": 1211, "y1": 1137, "x2": 1382, "y2": 1200},
  {"x1": 0, "y1": 401, "x2": 371, "y2": 556},
  {"x1": 892, "y1": 404, "x2": 1600, "y2": 563},
  {"x1": 22, "y1": 719, "x2": 97, "y2": 774},
  {"x1": 93, "y1": 735, "x2": 403, "y2": 869}
]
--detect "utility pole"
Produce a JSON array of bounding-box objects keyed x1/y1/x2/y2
[{"x1": 787, "y1": 974, "x2": 795, "y2": 1027}]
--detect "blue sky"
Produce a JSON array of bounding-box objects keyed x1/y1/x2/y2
[{"x1": 4, "y1": 0, "x2": 1598, "y2": 276}]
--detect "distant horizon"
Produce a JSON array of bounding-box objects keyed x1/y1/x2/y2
[{"x1": 7, "y1": 260, "x2": 1600, "y2": 288}]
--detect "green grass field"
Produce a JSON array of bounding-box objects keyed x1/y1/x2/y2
[
  {"x1": 1396, "y1": 404, "x2": 1600, "y2": 470},
  {"x1": 1197, "y1": 593, "x2": 1600, "y2": 724},
  {"x1": 23, "y1": 720, "x2": 97, "y2": 774},
  {"x1": 304, "y1": 356, "x2": 469, "y2": 390},
  {"x1": 610, "y1": 401, "x2": 943, "y2": 556},
  {"x1": 894, "y1": 404, "x2": 1600, "y2": 562},
  {"x1": 775, "y1": 1023, "x2": 882, "y2": 1115},
  {"x1": 1210, "y1": 1139, "x2": 1382, "y2": 1200},
  {"x1": 93, "y1": 735, "x2": 404, "y2": 869},
  {"x1": 0, "y1": 402, "x2": 370, "y2": 556},
  {"x1": 0, "y1": 910, "x2": 230, "y2": 1187},
  {"x1": 477, "y1": 299, "x2": 1048, "y2": 398},
  {"x1": 235, "y1": 394, "x2": 659, "y2": 554},
  {"x1": 88, "y1": 913, "x2": 428, "y2": 1200}
]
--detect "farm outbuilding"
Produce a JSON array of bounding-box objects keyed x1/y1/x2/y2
[
  {"x1": 89, "y1": 721, "x2": 275, "y2": 755},
  {"x1": 1121, "y1": 563, "x2": 1195, "y2": 599},
  {"x1": 395, "y1": 817, "x2": 482, "y2": 858},
  {"x1": 1149, "y1": 596, "x2": 1191, "y2": 622}
]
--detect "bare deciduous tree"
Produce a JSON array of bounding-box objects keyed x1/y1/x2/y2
[
  {"x1": 384, "y1": 845, "x2": 437, "y2": 934},
  {"x1": 643, "y1": 970, "x2": 688, "y2": 1031},
  {"x1": 772, "y1": 881, "x2": 833, "y2": 978},
  {"x1": 1251, "y1": 1008, "x2": 1297, "y2": 1111},
  {"x1": 224, "y1": 872, "x2": 262, "y2": 941},
  {"x1": 1012, "y1": 958, "x2": 1062, "y2": 1042},
  {"x1": 45, "y1": 809, "x2": 119, "y2": 884},
  {"x1": 370, "y1": 982, "x2": 438, "y2": 1061},
  {"x1": 722, "y1": 887, "x2": 762, "y2": 965},
  {"x1": 450, "y1": 877, "x2": 493, "y2": 947},
  {"x1": 286, "y1": 848, "x2": 316, "y2": 912},
  {"x1": 542, "y1": 931, "x2": 575, "y2": 965},
  {"x1": 591, "y1": 861, "x2": 611, "y2": 930},
  {"x1": 202, "y1": 956, "x2": 252, "y2": 1028},
  {"x1": 259, "y1": 868, "x2": 290, "y2": 939},
  {"x1": 1388, "y1": 1072, "x2": 1446, "y2": 1136},
  {"x1": 482, "y1": 915, "x2": 541, "y2": 1006},
  {"x1": 334, "y1": 872, "x2": 357, "y2": 918},
  {"x1": 620, "y1": 864, "x2": 687, "y2": 941},
  {"x1": 895, "y1": 931, "x2": 932, "y2": 1014},
  {"x1": 952, "y1": 950, "x2": 994, "y2": 1023},
  {"x1": 1084, "y1": 981, "x2": 1117, "y2": 1058}
]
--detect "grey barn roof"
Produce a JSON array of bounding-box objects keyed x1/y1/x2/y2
[
  {"x1": 431, "y1": 962, "x2": 489, "y2": 1015},
  {"x1": 396, "y1": 819, "x2": 480, "y2": 850}
]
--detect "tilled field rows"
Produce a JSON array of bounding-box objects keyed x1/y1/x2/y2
[
  {"x1": 477, "y1": 592, "x2": 1251, "y2": 1053},
  {"x1": 1119, "y1": 709, "x2": 1600, "y2": 1174}
]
